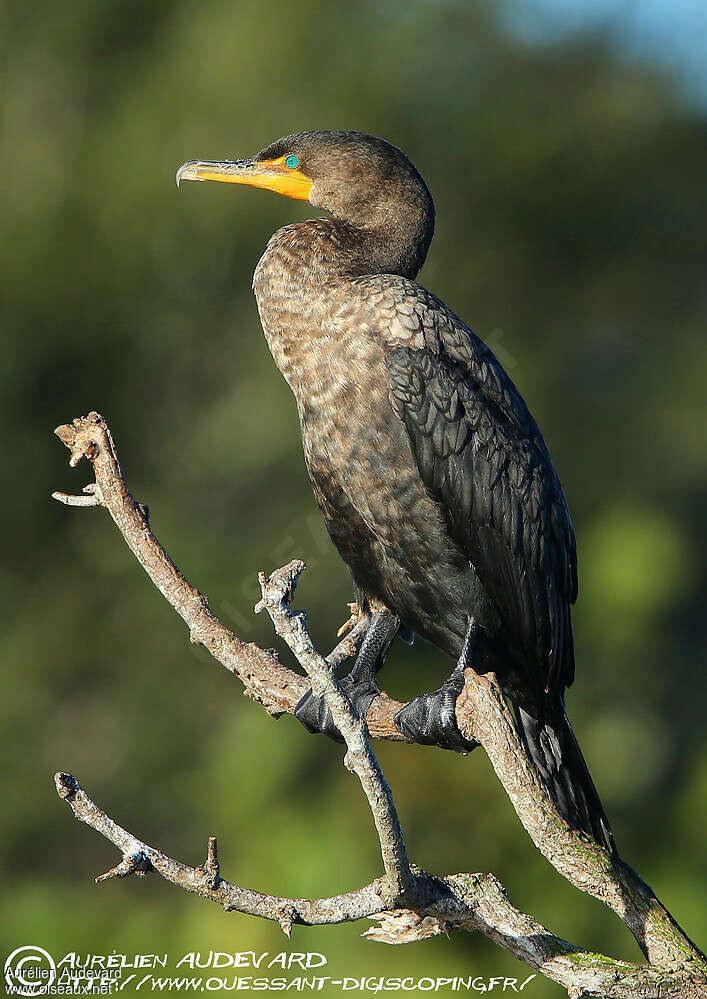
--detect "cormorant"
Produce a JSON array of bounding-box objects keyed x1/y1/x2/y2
[{"x1": 177, "y1": 130, "x2": 615, "y2": 854}]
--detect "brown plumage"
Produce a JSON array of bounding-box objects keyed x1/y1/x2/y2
[{"x1": 177, "y1": 130, "x2": 615, "y2": 853}]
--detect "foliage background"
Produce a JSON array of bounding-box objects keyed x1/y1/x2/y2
[{"x1": 2, "y1": 0, "x2": 705, "y2": 994}]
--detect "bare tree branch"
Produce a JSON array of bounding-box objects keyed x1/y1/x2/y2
[
  {"x1": 52, "y1": 413, "x2": 707, "y2": 997},
  {"x1": 255, "y1": 559, "x2": 414, "y2": 901},
  {"x1": 54, "y1": 772, "x2": 390, "y2": 931},
  {"x1": 54, "y1": 772, "x2": 704, "y2": 997},
  {"x1": 456, "y1": 672, "x2": 705, "y2": 972},
  {"x1": 52, "y1": 412, "x2": 407, "y2": 736}
]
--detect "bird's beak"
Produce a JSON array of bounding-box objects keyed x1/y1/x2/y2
[{"x1": 175, "y1": 156, "x2": 313, "y2": 202}]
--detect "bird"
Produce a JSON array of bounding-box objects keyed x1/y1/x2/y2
[{"x1": 176, "y1": 130, "x2": 615, "y2": 854}]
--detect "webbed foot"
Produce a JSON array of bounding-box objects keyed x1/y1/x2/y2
[
  {"x1": 394, "y1": 620, "x2": 481, "y2": 753},
  {"x1": 394, "y1": 662, "x2": 477, "y2": 753},
  {"x1": 295, "y1": 673, "x2": 380, "y2": 742},
  {"x1": 294, "y1": 608, "x2": 399, "y2": 741}
]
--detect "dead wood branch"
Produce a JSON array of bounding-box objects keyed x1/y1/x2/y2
[
  {"x1": 52, "y1": 413, "x2": 706, "y2": 997},
  {"x1": 255, "y1": 559, "x2": 414, "y2": 902},
  {"x1": 52, "y1": 412, "x2": 406, "y2": 736},
  {"x1": 53, "y1": 771, "x2": 704, "y2": 997},
  {"x1": 457, "y1": 673, "x2": 703, "y2": 971}
]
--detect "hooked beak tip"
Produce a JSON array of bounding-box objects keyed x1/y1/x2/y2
[{"x1": 175, "y1": 161, "x2": 195, "y2": 188}]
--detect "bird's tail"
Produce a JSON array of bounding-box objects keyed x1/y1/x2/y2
[{"x1": 514, "y1": 695, "x2": 616, "y2": 854}]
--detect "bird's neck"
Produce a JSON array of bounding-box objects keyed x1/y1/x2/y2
[
  {"x1": 252, "y1": 216, "x2": 428, "y2": 392},
  {"x1": 257, "y1": 215, "x2": 428, "y2": 281}
]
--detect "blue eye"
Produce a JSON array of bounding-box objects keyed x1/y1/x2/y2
[{"x1": 284, "y1": 154, "x2": 300, "y2": 169}]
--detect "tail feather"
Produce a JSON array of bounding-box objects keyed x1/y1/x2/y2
[{"x1": 515, "y1": 698, "x2": 615, "y2": 854}]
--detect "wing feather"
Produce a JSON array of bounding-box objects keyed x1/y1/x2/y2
[
  {"x1": 382, "y1": 291, "x2": 577, "y2": 694},
  {"x1": 326, "y1": 273, "x2": 577, "y2": 692}
]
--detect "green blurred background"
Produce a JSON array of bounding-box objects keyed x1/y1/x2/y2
[{"x1": 2, "y1": 0, "x2": 706, "y2": 994}]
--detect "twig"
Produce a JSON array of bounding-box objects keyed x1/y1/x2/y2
[
  {"x1": 255, "y1": 560, "x2": 414, "y2": 902},
  {"x1": 54, "y1": 773, "x2": 704, "y2": 997},
  {"x1": 52, "y1": 413, "x2": 407, "y2": 736},
  {"x1": 54, "y1": 772, "x2": 390, "y2": 925}
]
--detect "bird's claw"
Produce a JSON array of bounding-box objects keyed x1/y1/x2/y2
[
  {"x1": 295, "y1": 673, "x2": 380, "y2": 741},
  {"x1": 394, "y1": 675, "x2": 478, "y2": 754}
]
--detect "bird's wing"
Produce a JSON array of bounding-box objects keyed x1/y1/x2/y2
[{"x1": 340, "y1": 275, "x2": 578, "y2": 693}]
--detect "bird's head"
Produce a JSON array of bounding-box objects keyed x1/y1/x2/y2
[{"x1": 177, "y1": 130, "x2": 435, "y2": 274}]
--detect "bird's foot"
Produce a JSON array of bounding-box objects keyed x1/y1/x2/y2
[
  {"x1": 295, "y1": 673, "x2": 380, "y2": 742},
  {"x1": 296, "y1": 607, "x2": 398, "y2": 741},
  {"x1": 394, "y1": 663, "x2": 478, "y2": 753}
]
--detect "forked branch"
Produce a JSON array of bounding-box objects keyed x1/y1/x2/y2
[
  {"x1": 52, "y1": 413, "x2": 406, "y2": 736},
  {"x1": 54, "y1": 770, "x2": 702, "y2": 997},
  {"x1": 52, "y1": 413, "x2": 706, "y2": 998}
]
